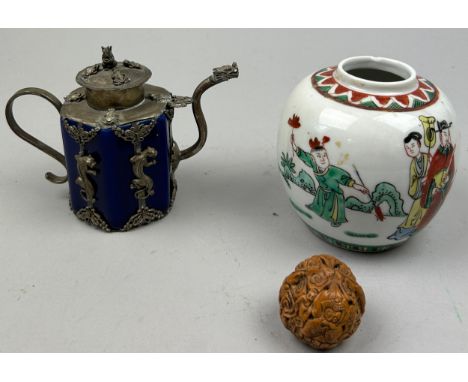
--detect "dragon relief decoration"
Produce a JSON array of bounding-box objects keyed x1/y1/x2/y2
[
  {"x1": 113, "y1": 119, "x2": 166, "y2": 231},
  {"x1": 62, "y1": 118, "x2": 110, "y2": 232},
  {"x1": 279, "y1": 254, "x2": 365, "y2": 350},
  {"x1": 75, "y1": 155, "x2": 97, "y2": 204},
  {"x1": 121, "y1": 146, "x2": 164, "y2": 231},
  {"x1": 130, "y1": 147, "x2": 157, "y2": 200}
]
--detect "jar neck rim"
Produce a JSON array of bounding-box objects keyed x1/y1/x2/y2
[{"x1": 334, "y1": 56, "x2": 419, "y2": 95}]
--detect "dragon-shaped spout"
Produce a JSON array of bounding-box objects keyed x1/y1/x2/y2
[
  {"x1": 177, "y1": 62, "x2": 239, "y2": 161},
  {"x1": 211, "y1": 62, "x2": 239, "y2": 82}
]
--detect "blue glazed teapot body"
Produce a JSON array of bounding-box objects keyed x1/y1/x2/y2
[{"x1": 5, "y1": 47, "x2": 239, "y2": 231}]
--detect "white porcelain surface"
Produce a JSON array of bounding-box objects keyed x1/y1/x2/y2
[{"x1": 278, "y1": 57, "x2": 459, "y2": 251}]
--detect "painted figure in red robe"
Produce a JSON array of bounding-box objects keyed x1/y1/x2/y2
[{"x1": 417, "y1": 120, "x2": 455, "y2": 230}]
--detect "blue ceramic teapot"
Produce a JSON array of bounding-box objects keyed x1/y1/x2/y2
[{"x1": 5, "y1": 47, "x2": 239, "y2": 231}]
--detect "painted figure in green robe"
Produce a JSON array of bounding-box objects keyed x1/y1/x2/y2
[{"x1": 291, "y1": 135, "x2": 369, "y2": 227}]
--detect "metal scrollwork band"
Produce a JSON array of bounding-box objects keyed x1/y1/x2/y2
[
  {"x1": 76, "y1": 207, "x2": 111, "y2": 232},
  {"x1": 113, "y1": 119, "x2": 155, "y2": 149},
  {"x1": 62, "y1": 119, "x2": 100, "y2": 153},
  {"x1": 63, "y1": 118, "x2": 110, "y2": 232},
  {"x1": 121, "y1": 206, "x2": 164, "y2": 232}
]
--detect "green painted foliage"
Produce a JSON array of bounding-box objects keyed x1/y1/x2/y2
[
  {"x1": 280, "y1": 152, "x2": 295, "y2": 186},
  {"x1": 280, "y1": 152, "x2": 406, "y2": 218},
  {"x1": 280, "y1": 152, "x2": 316, "y2": 195},
  {"x1": 345, "y1": 181, "x2": 407, "y2": 217},
  {"x1": 294, "y1": 170, "x2": 316, "y2": 195}
]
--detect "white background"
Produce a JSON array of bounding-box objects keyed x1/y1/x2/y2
[{"x1": 0, "y1": 29, "x2": 467, "y2": 352}]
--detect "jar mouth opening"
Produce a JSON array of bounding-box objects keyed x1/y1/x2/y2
[
  {"x1": 335, "y1": 56, "x2": 418, "y2": 95},
  {"x1": 341, "y1": 56, "x2": 414, "y2": 82}
]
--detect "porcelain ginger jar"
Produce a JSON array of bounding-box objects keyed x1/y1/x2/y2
[
  {"x1": 5, "y1": 47, "x2": 238, "y2": 232},
  {"x1": 277, "y1": 56, "x2": 458, "y2": 252}
]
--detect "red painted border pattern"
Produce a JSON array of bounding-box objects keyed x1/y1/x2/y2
[{"x1": 311, "y1": 66, "x2": 439, "y2": 112}]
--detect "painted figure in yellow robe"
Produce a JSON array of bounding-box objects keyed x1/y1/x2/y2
[{"x1": 388, "y1": 132, "x2": 430, "y2": 240}]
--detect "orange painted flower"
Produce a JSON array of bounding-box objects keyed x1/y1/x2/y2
[
  {"x1": 309, "y1": 136, "x2": 331, "y2": 150},
  {"x1": 288, "y1": 114, "x2": 301, "y2": 129},
  {"x1": 309, "y1": 137, "x2": 321, "y2": 149},
  {"x1": 322, "y1": 136, "x2": 330, "y2": 145}
]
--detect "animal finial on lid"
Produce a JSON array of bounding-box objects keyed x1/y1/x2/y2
[{"x1": 101, "y1": 46, "x2": 117, "y2": 70}]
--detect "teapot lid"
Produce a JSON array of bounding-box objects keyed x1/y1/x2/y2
[{"x1": 76, "y1": 46, "x2": 152, "y2": 110}]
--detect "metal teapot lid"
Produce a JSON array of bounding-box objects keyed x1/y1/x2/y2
[{"x1": 76, "y1": 46, "x2": 151, "y2": 110}]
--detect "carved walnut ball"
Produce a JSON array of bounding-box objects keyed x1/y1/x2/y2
[{"x1": 279, "y1": 254, "x2": 365, "y2": 350}]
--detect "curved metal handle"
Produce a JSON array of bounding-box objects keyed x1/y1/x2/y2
[
  {"x1": 179, "y1": 62, "x2": 239, "y2": 161},
  {"x1": 5, "y1": 87, "x2": 68, "y2": 184}
]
